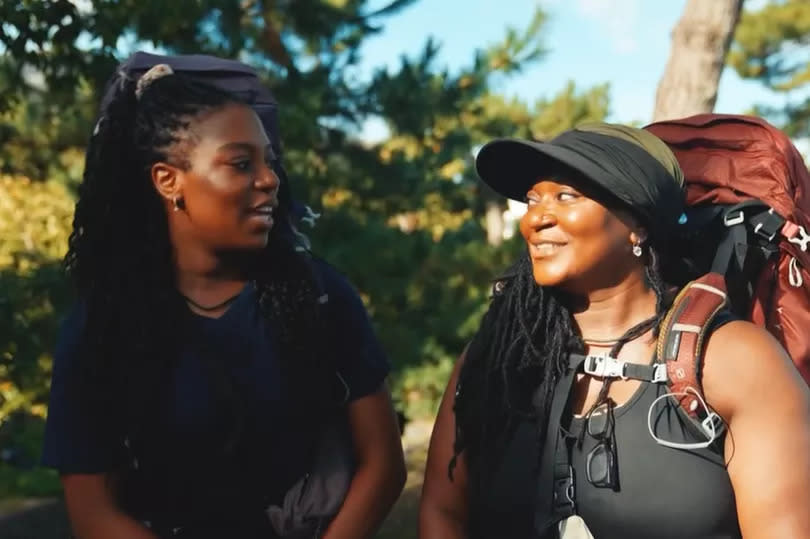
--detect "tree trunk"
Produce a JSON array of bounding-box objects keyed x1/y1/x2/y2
[
  {"x1": 485, "y1": 200, "x2": 505, "y2": 246},
  {"x1": 652, "y1": 0, "x2": 744, "y2": 122}
]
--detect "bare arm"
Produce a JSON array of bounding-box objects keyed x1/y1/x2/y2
[
  {"x1": 703, "y1": 321, "x2": 810, "y2": 539},
  {"x1": 62, "y1": 474, "x2": 157, "y2": 539},
  {"x1": 419, "y1": 353, "x2": 469, "y2": 539},
  {"x1": 321, "y1": 385, "x2": 406, "y2": 539}
]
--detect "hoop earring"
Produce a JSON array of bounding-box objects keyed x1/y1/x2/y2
[
  {"x1": 632, "y1": 242, "x2": 643, "y2": 257},
  {"x1": 172, "y1": 197, "x2": 183, "y2": 212}
]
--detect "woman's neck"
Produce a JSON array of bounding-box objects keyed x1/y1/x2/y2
[
  {"x1": 569, "y1": 271, "x2": 659, "y2": 342},
  {"x1": 173, "y1": 243, "x2": 250, "y2": 298}
]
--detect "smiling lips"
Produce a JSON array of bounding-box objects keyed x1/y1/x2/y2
[
  {"x1": 530, "y1": 240, "x2": 567, "y2": 258},
  {"x1": 249, "y1": 203, "x2": 275, "y2": 226}
]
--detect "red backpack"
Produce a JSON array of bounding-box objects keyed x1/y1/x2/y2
[{"x1": 642, "y1": 114, "x2": 810, "y2": 422}]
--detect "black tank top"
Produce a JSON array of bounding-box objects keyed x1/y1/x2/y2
[{"x1": 473, "y1": 368, "x2": 742, "y2": 538}]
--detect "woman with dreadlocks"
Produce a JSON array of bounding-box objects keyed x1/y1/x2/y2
[
  {"x1": 419, "y1": 124, "x2": 810, "y2": 538},
  {"x1": 41, "y1": 60, "x2": 405, "y2": 538}
]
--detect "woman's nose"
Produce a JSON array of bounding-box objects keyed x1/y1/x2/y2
[
  {"x1": 255, "y1": 164, "x2": 280, "y2": 192},
  {"x1": 524, "y1": 204, "x2": 556, "y2": 229}
]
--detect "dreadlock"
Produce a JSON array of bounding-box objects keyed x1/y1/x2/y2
[
  {"x1": 451, "y1": 242, "x2": 673, "y2": 503},
  {"x1": 64, "y1": 70, "x2": 331, "y2": 464}
]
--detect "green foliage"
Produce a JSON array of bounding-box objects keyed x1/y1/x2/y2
[
  {"x1": 0, "y1": 176, "x2": 74, "y2": 423},
  {"x1": 0, "y1": 0, "x2": 611, "y2": 498},
  {"x1": 0, "y1": 176, "x2": 75, "y2": 269},
  {"x1": 0, "y1": 89, "x2": 93, "y2": 185},
  {"x1": 0, "y1": 415, "x2": 61, "y2": 497},
  {"x1": 730, "y1": 0, "x2": 810, "y2": 136},
  {"x1": 0, "y1": 176, "x2": 74, "y2": 497},
  {"x1": 0, "y1": 465, "x2": 61, "y2": 498},
  {"x1": 529, "y1": 81, "x2": 611, "y2": 139}
]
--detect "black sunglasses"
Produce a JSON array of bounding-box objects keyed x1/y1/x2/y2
[{"x1": 585, "y1": 399, "x2": 618, "y2": 490}]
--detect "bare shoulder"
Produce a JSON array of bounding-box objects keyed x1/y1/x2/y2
[
  {"x1": 705, "y1": 319, "x2": 785, "y2": 361},
  {"x1": 702, "y1": 320, "x2": 810, "y2": 420}
]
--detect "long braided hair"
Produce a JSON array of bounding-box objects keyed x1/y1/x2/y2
[
  {"x1": 452, "y1": 238, "x2": 673, "y2": 502},
  {"x1": 64, "y1": 70, "x2": 332, "y2": 465}
]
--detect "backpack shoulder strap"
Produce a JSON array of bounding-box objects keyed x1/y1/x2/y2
[{"x1": 657, "y1": 272, "x2": 728, "y2": 420}]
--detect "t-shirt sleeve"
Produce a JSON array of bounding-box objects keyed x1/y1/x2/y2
[
  {"x1": 317, "y1": 261, "x2": 391, "y2": 401},
  {"x1": 41, "y1": 303, "x2": 117, "y2": 474}
]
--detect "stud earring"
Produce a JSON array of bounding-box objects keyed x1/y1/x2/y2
[{"x1": 632, "y1": 242, "x2": 643, "y2": 257}]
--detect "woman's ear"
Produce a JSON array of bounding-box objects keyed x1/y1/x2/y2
[
  {"x1": 151, "y1": 162, "x2": 183, "y2": 203},
  {"x1": 629, "y1": 229, "x2": 649, "y2": 247}
]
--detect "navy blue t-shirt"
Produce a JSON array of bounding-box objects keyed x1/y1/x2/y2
[{"x1": 42, "y1": 259, "x2": 389, "y2": 527}]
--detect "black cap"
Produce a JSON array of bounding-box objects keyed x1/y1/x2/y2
[{"x1": 475, "y1": 126, "x2": 685, "y2": 237}]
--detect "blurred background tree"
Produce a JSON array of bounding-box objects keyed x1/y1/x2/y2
[
  {"x1": 653, "y1": 0, "x2": 744, "y2": 121},
  {"x1": 730, "y1": 0, "x2": 810, "y2": 135},
  {"x1": 0, "y1": 0, "x2": 609, "y2": 500}
]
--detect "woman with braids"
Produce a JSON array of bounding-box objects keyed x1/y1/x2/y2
[
  {"x1": 419, "y1": 124, "x2": 810, "y2": 538},
  {"x1": 41, "y1": 60, "x2": 405, "y2": 538}
]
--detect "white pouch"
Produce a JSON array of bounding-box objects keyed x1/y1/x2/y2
[{"x1": 558, "y1": 515, "x2": 596, "y2": 539}]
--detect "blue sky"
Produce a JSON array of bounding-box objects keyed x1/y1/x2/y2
[{"x1": 356, "y1": 0, "x2": 806, "y2": 140}]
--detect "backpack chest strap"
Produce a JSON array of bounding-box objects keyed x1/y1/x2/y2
[{"x1": 582, "y1": 354, "x2": 668, "y2": 383}]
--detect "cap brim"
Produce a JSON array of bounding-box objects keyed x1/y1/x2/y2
[{"x1": 475, "y1": 138, "x2": 612, "y2": 202}]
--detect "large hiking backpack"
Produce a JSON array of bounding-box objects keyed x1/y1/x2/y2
[{"x1": 641, "y1": 114, "x2": 810, "y2": 422}]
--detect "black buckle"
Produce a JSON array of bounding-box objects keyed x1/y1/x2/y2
[
  {"x1": 752, "y1": 208, "x2": 785, "y2": 243},
  {"x1": 552, "y1": 465, "x2": 576, "y2": 515}
]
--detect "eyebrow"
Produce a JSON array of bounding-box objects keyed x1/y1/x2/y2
[{"x1": 216, "y1": 142, "x2": 273, "y2": 155}]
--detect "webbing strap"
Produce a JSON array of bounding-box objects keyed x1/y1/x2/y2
[
  {"x1": 712, "y1": 202, "x2": 783, "y2": 277},
  {"x1": 623, "y1": 362, "x2": 667, "y2": 382},
  {"x1": 534, "y1": 354, "x2": 585, "y2": 536},
  {"x1": 582, "y1": 354, "x2": 667, "y2": 383},
  {"x1": 711, "y1": 222, "x2": 748, "y2": 275}
]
